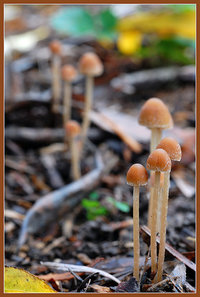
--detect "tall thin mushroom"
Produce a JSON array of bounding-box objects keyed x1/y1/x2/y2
[
  {"x1": 155, "y1": 137, "x2": 181, "y2": 282},
  {"x1": 61, "y1": 65, "x2": 77, "y2": 133},
  {"x1": 138, "y1": 98, "x2": 173, "y2": 229},
  {"x1": 79, "y1": 52, "x2": 103, "y2": 147},
  {"x1": 146, "y1": 149, "x2": 171, "y2": 275},
  {"x1": 126, "y1": 164, "x2": 148, "y2": 282},
  {"x1": 65, "y1": 121, "x2": 81, "y2": 181},
  {"x1": 49, "y1": 40, "x2": 62, "y2": 113}
]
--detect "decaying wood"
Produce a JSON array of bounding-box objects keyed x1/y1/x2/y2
[
  {"x1": 40, "y1": 154, "x2": 65, "y2": 189},
  {"x1": 18, "y1": 151, "x2": 119, "y2": 247},
  {"x1": 90, "y1": 111, "x2": 142, "y2": 153},
  {"x1": 140, "y1": 225, "x2": 196, "y2": 272},
  {"x1": 111, "y1": 66, "x2": 195, "y2": 94},
  {"x1": 5, "y1": 126, "x2": 102, "y2": 144},
  {"x1": 40, "y1": 261, "x2": 121, "y2": 284}
]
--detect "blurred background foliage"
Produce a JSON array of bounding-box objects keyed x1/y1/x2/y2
[{"x1": 49, "y1": 4, "x2": 195, "y2": 65}]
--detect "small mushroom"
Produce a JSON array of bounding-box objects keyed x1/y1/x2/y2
[
  {"x1": 139, "y1": 98, "x2": 173, "y2": 152},
  {"x1": 79, "y1": 52, "x2": 103, "y2": 147},
  {"x1": 126, "y1": 164, "x2": 148, "y2": 281},
  {"x1": 49, "y1": 40, "x2": 62, "y2": 113},
  {"x1": 146, "y1": 149, "x2": 171, "y2": 275},
  {"x1": 155, "y1": 137, "x2": 181, "y2": 282},
  {"x1": 61, "y1": 65, "x2": 77, "y2": 131},
  {"x1": 138, "y1": 98, "x2": 173, "y2": 229},
  {"x1": 65, "y1": 121, "x2": 81, "y2": 181}
]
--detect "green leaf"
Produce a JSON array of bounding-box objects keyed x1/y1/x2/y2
[
  {"x1": 82, "y1": 199, "x2": 100, "y2": 209},
  {"x1": 98, "y1": 9, "x2": 117, "y2": 31},
  {"x1": 95, "y1": 9, "x2": 117, "y2": 41},
  {"x1": 106, "y1": 197, "x2": 130, "y2": 213},
  {"x1": 82, "y1": 198, "x2": 108, "y2": 220},
  {"x1": 50, "y1": 7, "x2": 95, "y2": 36},
  {"x1": 89, "y1": 191, "x2": 99, "y2": 200}
]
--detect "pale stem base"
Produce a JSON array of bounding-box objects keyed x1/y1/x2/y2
[
  {"x1": 133, "y1": 186, "x2": 140, "y2": 281},
  {"x1": 70, "y1": 138, "x2": 81, "y2": 180},
  {"x1": 63, "y1": 81, "x2": 72, "y2": 127},
  {"x1": 52, "y1": 55, "x2": 61, "y2": 113},
  {"x1": 81, "y1": 76, "x2": 93, "y2": 148},
  {"x1": 150, "y1": 171, "x2": 160, "y2": 274},
  {"x1": 155, "y1": 171, "x2": 170, "y2": 283}
]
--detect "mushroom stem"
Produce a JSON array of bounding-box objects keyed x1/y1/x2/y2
[
  {"x1": 82, "y1": 75, "x2": 93, "y2": 146},
  {"x1": 156, "y1": 171, "x2": 170, "y2": 282},
  {"x1": 150, "y1": 171, "x2": 160, "y2": 274},
  {"x1": 148, "y1": 128, "x2": 162, "y2": 228},
  {"x1": 133, "y1": 185, "x2": 140, "y2": 281},
  {"x1": 150, "y1": 128, "x2": 162, "y2": 152},
  {"x1": 52, "y1": 55, "x2": 61, "y2": 113},
  {"x1": 63, "y1": 81, "x2": 72, "y2": 131},
  {"x1": 70, "y1": 137, "x2": 81, "y2": 180}
]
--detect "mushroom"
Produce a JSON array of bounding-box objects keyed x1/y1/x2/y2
[
  {"x1": 126, "y1": 164, "x2": 148, "y2": 281},
  {"x1": 138, "y1": 98, "x2": 173, "y2": 229},
  {"x1": 139, "y1": 98, "x2": 173, "y2": 152},
  {"x1": 65, "y1": 121, "x2": 81, "y2": 181},
  {"x1": 49, "y1": 40, "x2": 62, "y2": 113},
  {"x1": 61, "y1": 65, "x2": 77, "y2": 131},
  {"x1": 79, "y1": 52, "x2": 103, "y2": 146},
  {"x1": 155, "y1": 137, "x2": 181, "y2": 282},
  {"x1": 146, "y1": 149, "x2": 171, "y2": 275}
]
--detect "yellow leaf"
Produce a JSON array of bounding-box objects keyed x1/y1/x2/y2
[
  {"x1": 117, "y1": 31, "x2": 142, "y2": 55},
  {"x1": 4, "y1": 267, "x2": 56, "y2": 293},
  {"x1": 117, "y1": 10, "x2": 195, "y2": 40}
]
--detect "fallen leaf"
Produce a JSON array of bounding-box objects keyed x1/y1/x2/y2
[{"x1": 5, "y1": 267, "x2": 56, "y2": 293}]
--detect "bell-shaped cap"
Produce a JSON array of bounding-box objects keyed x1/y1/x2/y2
[
  {"x1": 79, "y1": 52, "x2": 103, "y2": 77},
  {"x1": 139, "y1": 98, "x2": 173, "y2": 129},
  {"x1": 62, "y1": 65, "x2": 77, "y2": 82},
  {"x1": 49, "y1": 40, "x2": 62, "y2": 55},
  {"x1": 147, "y1": 149, "x2": 171, "y2": 172},
  {"x1": 65, "y1": 120, "x2": 81, "y2": 138},
  {"x1": 127, "y1": 163, "x2": 148, "y2": 186},
  {"x1": 156, "y1": 137, "x2": 181, "y2": 161}
]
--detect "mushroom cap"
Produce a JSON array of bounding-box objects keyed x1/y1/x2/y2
[
  {"x1": 62, "y1": 65, "x2": 77, "y2": 82},
  {"x1": 147, "y1": 149, "x2": 171, "y2": 172},
  {"x1": 156, "y1": 137, "x2": 182, "y2": 161},
  {"x1": 79, "y1": 52, "x2": 103, "y2": 77},
  {"x1": 138, "y1": 98, "x2": 173, "y2": 129},
  {"x1": 49, "y1": 40, "x2": 62, "y2": 55},
  {"x1": 65, "y1": 121, "x2": 81, "y2": 137},
  {"x1": 126, "y1": 163, "x2": 148, "y2": 186}
]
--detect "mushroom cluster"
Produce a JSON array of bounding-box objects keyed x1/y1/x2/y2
[
  {"x1": 127, "y1": 98, "x2": 182, "y2": 284},
  {"x1": 49, "y1": 40, "x2": 103, "y2": 180}
]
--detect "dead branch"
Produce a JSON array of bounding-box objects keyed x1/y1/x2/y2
[
  {"x1": 40, "y1": 261, "x2": 121, "y2": 284},
  {"x1": 18, "y1": 151, "x2": 118, "y2": 247}
]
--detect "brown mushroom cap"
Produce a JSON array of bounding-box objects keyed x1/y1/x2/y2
[
  {"x1": 156, "y1": 137, "x2": 182, "y2": 161},
  {"x1": 62, "y1": 65, "x2": 77, "y2": 82},
  {"x1": 138, "y1": 98, "x2": 173, "y2": 129},
  {"x1": 147, "y1": 149, "x2": 171, "y2": 172},
  {"x1": 127, "y1": 164, "x2": 148, "y2": 186},
  {"x1": 79, "y1": 52, "x2": 103, "y2": 77},
  {"x1": 49, "y1": 40, "x2": 62, "y2": 55},
  {"x1": 65, "y1": 120, "x2": 81, "y2": 138}
]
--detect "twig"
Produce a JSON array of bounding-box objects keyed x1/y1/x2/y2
[
  {"x1": 40, "y1": 262, "x2": 121, "y2": 284},
  {"x1": 18, "y1": 151, "x2": 118, "y2": 247},
  {"x1": 140, "y1": 225, "x2": 196, "y2": 272}
]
